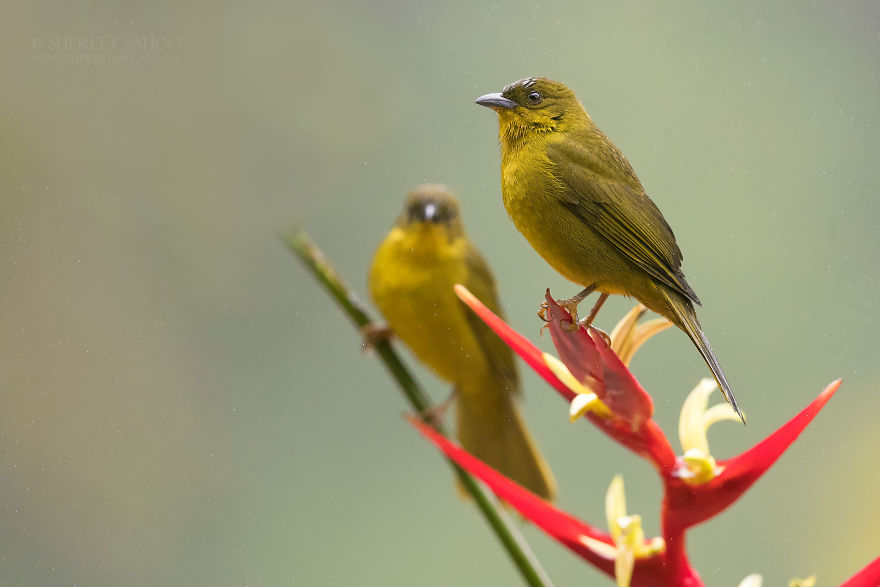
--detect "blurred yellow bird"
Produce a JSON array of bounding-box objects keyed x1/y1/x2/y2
[{"x1": 369, "y1": 184, "x2": 556, "y2": 500}]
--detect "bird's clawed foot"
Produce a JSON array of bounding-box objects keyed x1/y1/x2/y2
[
  {"x1": 418, "y1": 389, "x2": 456, "y2": 428},
  {"x1": 590, "y1": 327, "x2": 612, "y2": 347},
  {"x1": 538, "y1": 298, "x2": 584, "y2": 328},
  {"x1": 537, "y1": 286, "x2": 603, "y2": 332},
  {"x1": 360, "y1": 323, "x2": 392, "y2": 352}
]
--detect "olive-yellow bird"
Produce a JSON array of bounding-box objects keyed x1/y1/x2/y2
[
  {"x1": 476, "y1": 77, "x2": 743, "y2": 421},
  {"x1": 369, "y1": 185, "x2": 556, "y2": 499}
]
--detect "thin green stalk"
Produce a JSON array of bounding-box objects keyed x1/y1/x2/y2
[{"x1": 284, "y1": 229, "x2": 552, "y2": 587}]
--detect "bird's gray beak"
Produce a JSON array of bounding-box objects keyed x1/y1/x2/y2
[
  {"x1": 475, "y1": 93, "x2": 518, "y2": 110},
  {"x1": 422, "y1": 203, "x2": 438, "y2": 223}
]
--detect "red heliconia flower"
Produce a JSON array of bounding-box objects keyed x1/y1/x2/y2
[{"x1": 420, "y1": 284, "x2": 861, "y2": 586}]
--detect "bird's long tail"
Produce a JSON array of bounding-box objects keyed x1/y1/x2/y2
[
  {"x1": 455, "y1": 379, "x2": 556, "y2": 500},
  {"x1": 663, "y1": 290, "x2": 745, "y2": 424}
]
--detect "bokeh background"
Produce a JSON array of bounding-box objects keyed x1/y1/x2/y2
[{"x1": 2, "y1": 1, "x2": 879, "y2": 585}]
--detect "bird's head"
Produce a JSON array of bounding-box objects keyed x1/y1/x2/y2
[
  {"x1": 475, "y1": 77, "x2": 586, "y2": 138},
  {"x1": 396, "y1": 184, "x2": 464, "y2": 242}
]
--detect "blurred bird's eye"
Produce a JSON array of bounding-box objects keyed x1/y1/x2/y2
[{"x1": 527, "y1": 91, "x2": 542, "y2": 104}]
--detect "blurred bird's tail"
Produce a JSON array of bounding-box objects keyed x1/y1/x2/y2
[
  {"x1": 663, "y1": 291, "x2": 745, "y2": 424},
  {"x1": 455, "y1": 379, "x2": 556, "y2": 500}
]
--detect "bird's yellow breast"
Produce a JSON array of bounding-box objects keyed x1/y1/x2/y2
[
  {"x1": 499, "y1": 132, "x2": 631, "y2": 296},
  {"x1": 369, "y1": 227, "x2": 491, "y2": 383}
]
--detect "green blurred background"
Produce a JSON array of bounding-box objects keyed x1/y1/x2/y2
[{"x1": 2, "y1": 1, "x2": 878, "y2": 585}]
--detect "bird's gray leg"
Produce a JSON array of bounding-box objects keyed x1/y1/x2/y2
[
  {"x1": 579, "y1": 292, "x2": 610, "y2": 327},
  {"x1": 538, "y1": 284, "x2": 597, "y2": 323},
  {"x1": 419, "y1": 387, "x2": 456, "y2": 428}
]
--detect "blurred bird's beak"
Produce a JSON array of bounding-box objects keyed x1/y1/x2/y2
[
  {"x1": 422, "y1": 203, "x2": 438, "y2": 222},
  {"x1": 475, "y1": 93, "x2": 518, "y2": 110}
]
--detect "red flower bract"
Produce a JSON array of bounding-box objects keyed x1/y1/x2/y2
[
  {"x1": 455, "y1": 285, "x2": 676, "y2": 471},
  {"x1": 664, "y1": 379, "x2": 841, "y2": 532},
  {"x1": 542, "y1": 290, "x2": 654, "y2": 429},
  {"x1": 840, "y1": 555, "x2": 880, "y2": 587},
  {"x1": 422, "y1": 285, "x2": 855, "y2": 585},
  {"x1": 408, "y1": 416, "x2": 618, "y2": 575}
]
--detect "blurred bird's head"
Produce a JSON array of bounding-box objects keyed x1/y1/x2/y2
[
  {"x1": 395, "y1": 184, "x2": 464, "y2": 241},
  {"x1": 475, "y1": 77, "x2": 587, "y2": 139}
]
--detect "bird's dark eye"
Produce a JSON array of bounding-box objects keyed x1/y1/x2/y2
[{"x1": 527, "y1": 91, "x2": 542, "y2": 105}]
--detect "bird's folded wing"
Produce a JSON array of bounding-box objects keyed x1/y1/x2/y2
[
  {"x1": 461, "y1": 243, "x2": 521, "y2": 395},
  {"x1": 549, "y1": 140, "x2": 700, "y2": 305}
]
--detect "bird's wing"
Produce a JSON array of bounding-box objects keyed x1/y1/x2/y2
[
  {"x1": 548, "y1": 139, "x2": 700, "y2": 305},
  {"x1": 461, "y1": 242, "x2": 521, "y2": 395}
]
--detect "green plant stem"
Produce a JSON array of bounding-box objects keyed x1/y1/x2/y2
[{"x1": 284, "y1": 229, "x2": 552, "y2": 587}]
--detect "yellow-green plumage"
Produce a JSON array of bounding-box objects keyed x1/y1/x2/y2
[
  {"x1": 369, "y1": 185, "x2": 556, "y2": 499},
  {"x1": 476, "y1": 77, "x2": 743, "y2": 420}
]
